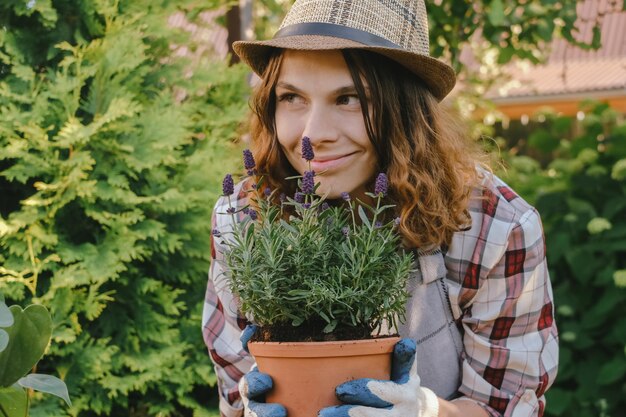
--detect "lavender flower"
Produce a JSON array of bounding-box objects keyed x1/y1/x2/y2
[
  {"x1": 212, "y1": 228, "x2": 221, "y2": 237},
  {"x1": 341, "y1": 192, "x2": 351, "y2": 202},
  {"x1": 394, "y1": 217, "x2": 401, "y2": 227},
  {"x1": 222, "y1": 174, "x2": 234, "y2": 196},
  {"x1": 341, "y1": 226, "x2": 350, "y2": 237},
  {"x1": 226, "y1": 207, "x2": 236, "y2": 214},
  {"x1": 301, "y1": 137, "x2": 314, "y2": 161},
  {"x1": 242, "y1": 207, "x2": 250, "y2": 214},
  {"x1": 302, "y1": 170, "x2": 315, "y2": 195},
  {"x1": 243, "y1": 149, "x2": 256, "y2": 170},
  {"x1": 302, "y1": 203, "x2": 311, "y2": 209},
  {"x1": 320, "y1": 202, "x2": 330, "y2": 211},
  {"x1": 294, "y1": 192, "x2": 304, "y2": 203},
  {"x1": 249, "y1": 210, "x2": 258, "y2": 220},
  {"x1": 375, "y1": 221, "x2": 382, "y2": 228},
  {"x1": 279, "y1": 193, "x2": 286, "y2": 203},
  {"x1": 374, "y1": 173, "x2": 388, "y2": 197},
  {"x1": 264, "y1": 187, "x2": 272, "y2": 197},
  {"x1": 243, "y1": 149, "x2": 256, "y2": 175}
]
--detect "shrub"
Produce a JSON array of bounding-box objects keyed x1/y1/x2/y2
[
  {"x1": 499, "y1": 102, "x2": 626, "y2": 417},
  {"x1": 0, "y1": 1, "x2": 249, "y2": 415}
]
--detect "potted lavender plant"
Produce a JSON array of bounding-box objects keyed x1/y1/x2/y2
[{"x1": 215, "y1": 142, "x2": 414, "y2": 416}]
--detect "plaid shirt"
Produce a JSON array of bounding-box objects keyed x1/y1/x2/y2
[{"x1": 202, "y1": 173, "x2": 559, "y2": 417}]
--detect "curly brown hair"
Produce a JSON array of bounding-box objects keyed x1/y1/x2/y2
[{"x1": 249, "y1": 49, "x2": 485, "y2": 249}]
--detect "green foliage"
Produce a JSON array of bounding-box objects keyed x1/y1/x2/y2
[
  {"x1": 220, "y1": 172, "x2": 413, "y2": 339},
  {"x1": 0, "y1": 1, "x2": 250, "y2": 415},
  {"x1": 499, "y1": 103, "x2": 626, "y2": 417},
  {"x1": 428, "y1": 0, "x2": 601, "y2": 71},
  {"x1": 0, "y1": 296, "x2": 71, "y2": 417}
]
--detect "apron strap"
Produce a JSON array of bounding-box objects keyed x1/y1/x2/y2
[{"x1": 416, "y1": 247, "x2": 446, "y2": 284}]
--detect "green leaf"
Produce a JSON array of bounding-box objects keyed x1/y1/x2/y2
[
  {"x1": 0, "y1": 385, "x2": 27, "y2": 417},
  {"x1": 597, "y1": 356, "x2": 626, "y2": 385},
  {"x1": 488, "y1": 0, "x2": 505, "y2": 26},
  {"x1": 0, "y1": 305, "x2": 52, "y2": 387},
  {"x1": 17, "y1": 373, "x2": 71, "y2": 406},
  {"x1": 529, "y1": 129, "x2": 559, "y2": 154},
  {"x1": 544, "y1": 387, "x2": 573, "y2": 416},
  {"x1": 0, "y1": 331, "x2": 7, "y2": 354},
  {"x1": 0, "y1": 301, "x2": 13, "y2": 328},
  {"x1": 322, "y1": 320, "x2": 338, "y2": 333},
  {"x1": 614, "y1": 270, "x2": 626, "y2": 288},
  {"x1": 357, "y1": 206, "x2": 371, "y2": 228}
]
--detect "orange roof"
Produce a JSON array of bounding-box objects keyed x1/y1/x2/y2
[{"x1": 490, "y1": 0, "x2": 626, "y2": 104}]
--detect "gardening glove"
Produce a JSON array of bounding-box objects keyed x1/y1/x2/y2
[
  {"x1": 318, "y1": 338, "x2": 439, "y2": 417},
  {"x1": 239, "y1": 325, "x2": 287, "y2": 417}
]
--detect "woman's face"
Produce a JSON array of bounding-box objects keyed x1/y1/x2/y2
[{"x1": 274, "y1": 49, "x2": 378, "y2": 199}]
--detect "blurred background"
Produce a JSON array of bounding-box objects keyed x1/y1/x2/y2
[{"x1": 0, "y1": 0, "x2": 624, "y2": 416}]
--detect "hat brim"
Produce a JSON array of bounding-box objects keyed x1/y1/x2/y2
[{"x1": 233, "y1": 35, "x2": 456, "y2": 101}]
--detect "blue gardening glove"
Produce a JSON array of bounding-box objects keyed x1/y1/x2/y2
[
  {"x1": 318, "y1": 338, "x2": 440, "y2": 417},
  {"x1": 239, "y1": 325, "x2": 287, "y2": 417}
]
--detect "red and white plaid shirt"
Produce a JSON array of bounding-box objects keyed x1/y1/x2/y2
[{"x1": 202, "y1": 172, "x2": 559, "y2": 417}]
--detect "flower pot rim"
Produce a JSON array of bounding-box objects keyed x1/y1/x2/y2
[{"x1": 248, "y1": 335, "x2": 400, "y2": 358}]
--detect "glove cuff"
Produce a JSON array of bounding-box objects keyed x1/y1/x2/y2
[{"x1": 419, "y1": 387, "x2": 440, "y2": 417}]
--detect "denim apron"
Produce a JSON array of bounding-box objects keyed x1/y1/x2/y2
[{"x1": 396, "y1": 248, "x2": 463, "y2": 400}]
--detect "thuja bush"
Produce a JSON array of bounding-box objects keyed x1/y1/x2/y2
[
  {"x1": 0, "y1": 1, "x2": 249, "y2": 415},
  {"x1": 499, "y1": 102, "x2": 626, "y2": 417}
]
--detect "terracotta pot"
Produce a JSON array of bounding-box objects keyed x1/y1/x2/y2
[{"x1": 248, "y1": 336, "x2": 400, "y2": 417}]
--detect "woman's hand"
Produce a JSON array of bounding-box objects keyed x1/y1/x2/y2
[
  {"x1": 239, "y1": 367, "x2": 287, "y2": 417},
  {"x1": 239, "y1": 325, "x2": 287, "y2": 417},
  {"x1": 318, "y1": 338, "x2": 440, "y2": 417}
]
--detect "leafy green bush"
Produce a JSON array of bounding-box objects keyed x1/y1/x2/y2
[
  {"x1": 0, "y1": 1, "x2": 249, "y2": 415},
  {"x1": 499, "y1": 102, "x2": 626, "y2": 417}
]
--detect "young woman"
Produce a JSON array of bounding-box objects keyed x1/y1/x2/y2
[{"x1": 202, "y1": 1, "x2": 558, "y2": 417}]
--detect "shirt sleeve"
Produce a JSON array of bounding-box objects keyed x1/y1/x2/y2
[
  {"x1": 454, "y1": 207, "x2": 559, "y2": 417},
  {"x1": 202, "y1": 195, "x2": 255, "y2": 417}
]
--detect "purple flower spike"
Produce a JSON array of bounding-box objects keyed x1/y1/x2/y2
[
  {"x1": 302, "y1": 170, "x2": 315, "y2": 195},
  {"x1": 226, "y1": 207, "x2": 236, "y2": 214},
  {"x1": 394, "y1": 217, "x2": 401, "y2": 226},
  {"x1": 242, "y1": 207, "x2": 250, "y2": 214},
  {"x1": 374, "y1": 173, "x2": 388, "y2": 197},
  {"x1": 375, "y1": 221, "x2": 382, "y2": 228},
  {"x1": 341, "y1": 226, "x2": 350, "y2": 237},
  {"x1": 301, "y1": 137, "x2": 314, "y2": 161},
  {"x1": 249, "y1": 210, "x2": 258, "y2": 220},
  {"x1": 294, "y1": 192, "x2": 305, "y2": 203},
  {"x1": 302, "y1": 203, "x2": 311, "y2": 209},
  {"x1": 341, "y1": 192, "x2": 351, "y2": 202},
  {"x1": 264, "y1": 187, "x2": 272, "y2": 197},
  {"x1": 279, "y1": 193, "x2": 286, "y2": 203},
  {"x1": 243, "y1": 149, "x2": 256, "y2": 171},
  {"x1": 320, "y1": 202, "x2": 330, "y2": 211},
  {"x1": 212, "y1": 228, "x2": 221, "y2": 237},
  {"x1": 222, "y1": 174, "x2": 234, "y2": 196}
]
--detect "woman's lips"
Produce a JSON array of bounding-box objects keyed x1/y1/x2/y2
[{"x1": 309, "y1": 153, "x2": 356, "y2": 172}]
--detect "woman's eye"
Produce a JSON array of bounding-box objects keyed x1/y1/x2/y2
[
  {"x1": 337, "y1": 95, "x2": 360, "y2": 106},
  {"x1": 277, "y1": 93, "x2": 302, "y2": 104}
]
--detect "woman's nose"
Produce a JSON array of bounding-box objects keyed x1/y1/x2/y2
[{"x1": 301, "y1": 104, "x2": 338, "y2": 145}]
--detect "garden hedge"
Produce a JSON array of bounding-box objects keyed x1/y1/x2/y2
[{"x1": 0, "y1": 1, "x2": 249, "y2": 415}]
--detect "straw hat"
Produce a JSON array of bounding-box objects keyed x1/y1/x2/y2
[{"x1": 233, "y1": 0, "x2": 456, "y2": 101}]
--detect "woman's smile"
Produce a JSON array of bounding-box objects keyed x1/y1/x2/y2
[{"x1": 309, "y1": 152, "x2": 358, "y2": 172}]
